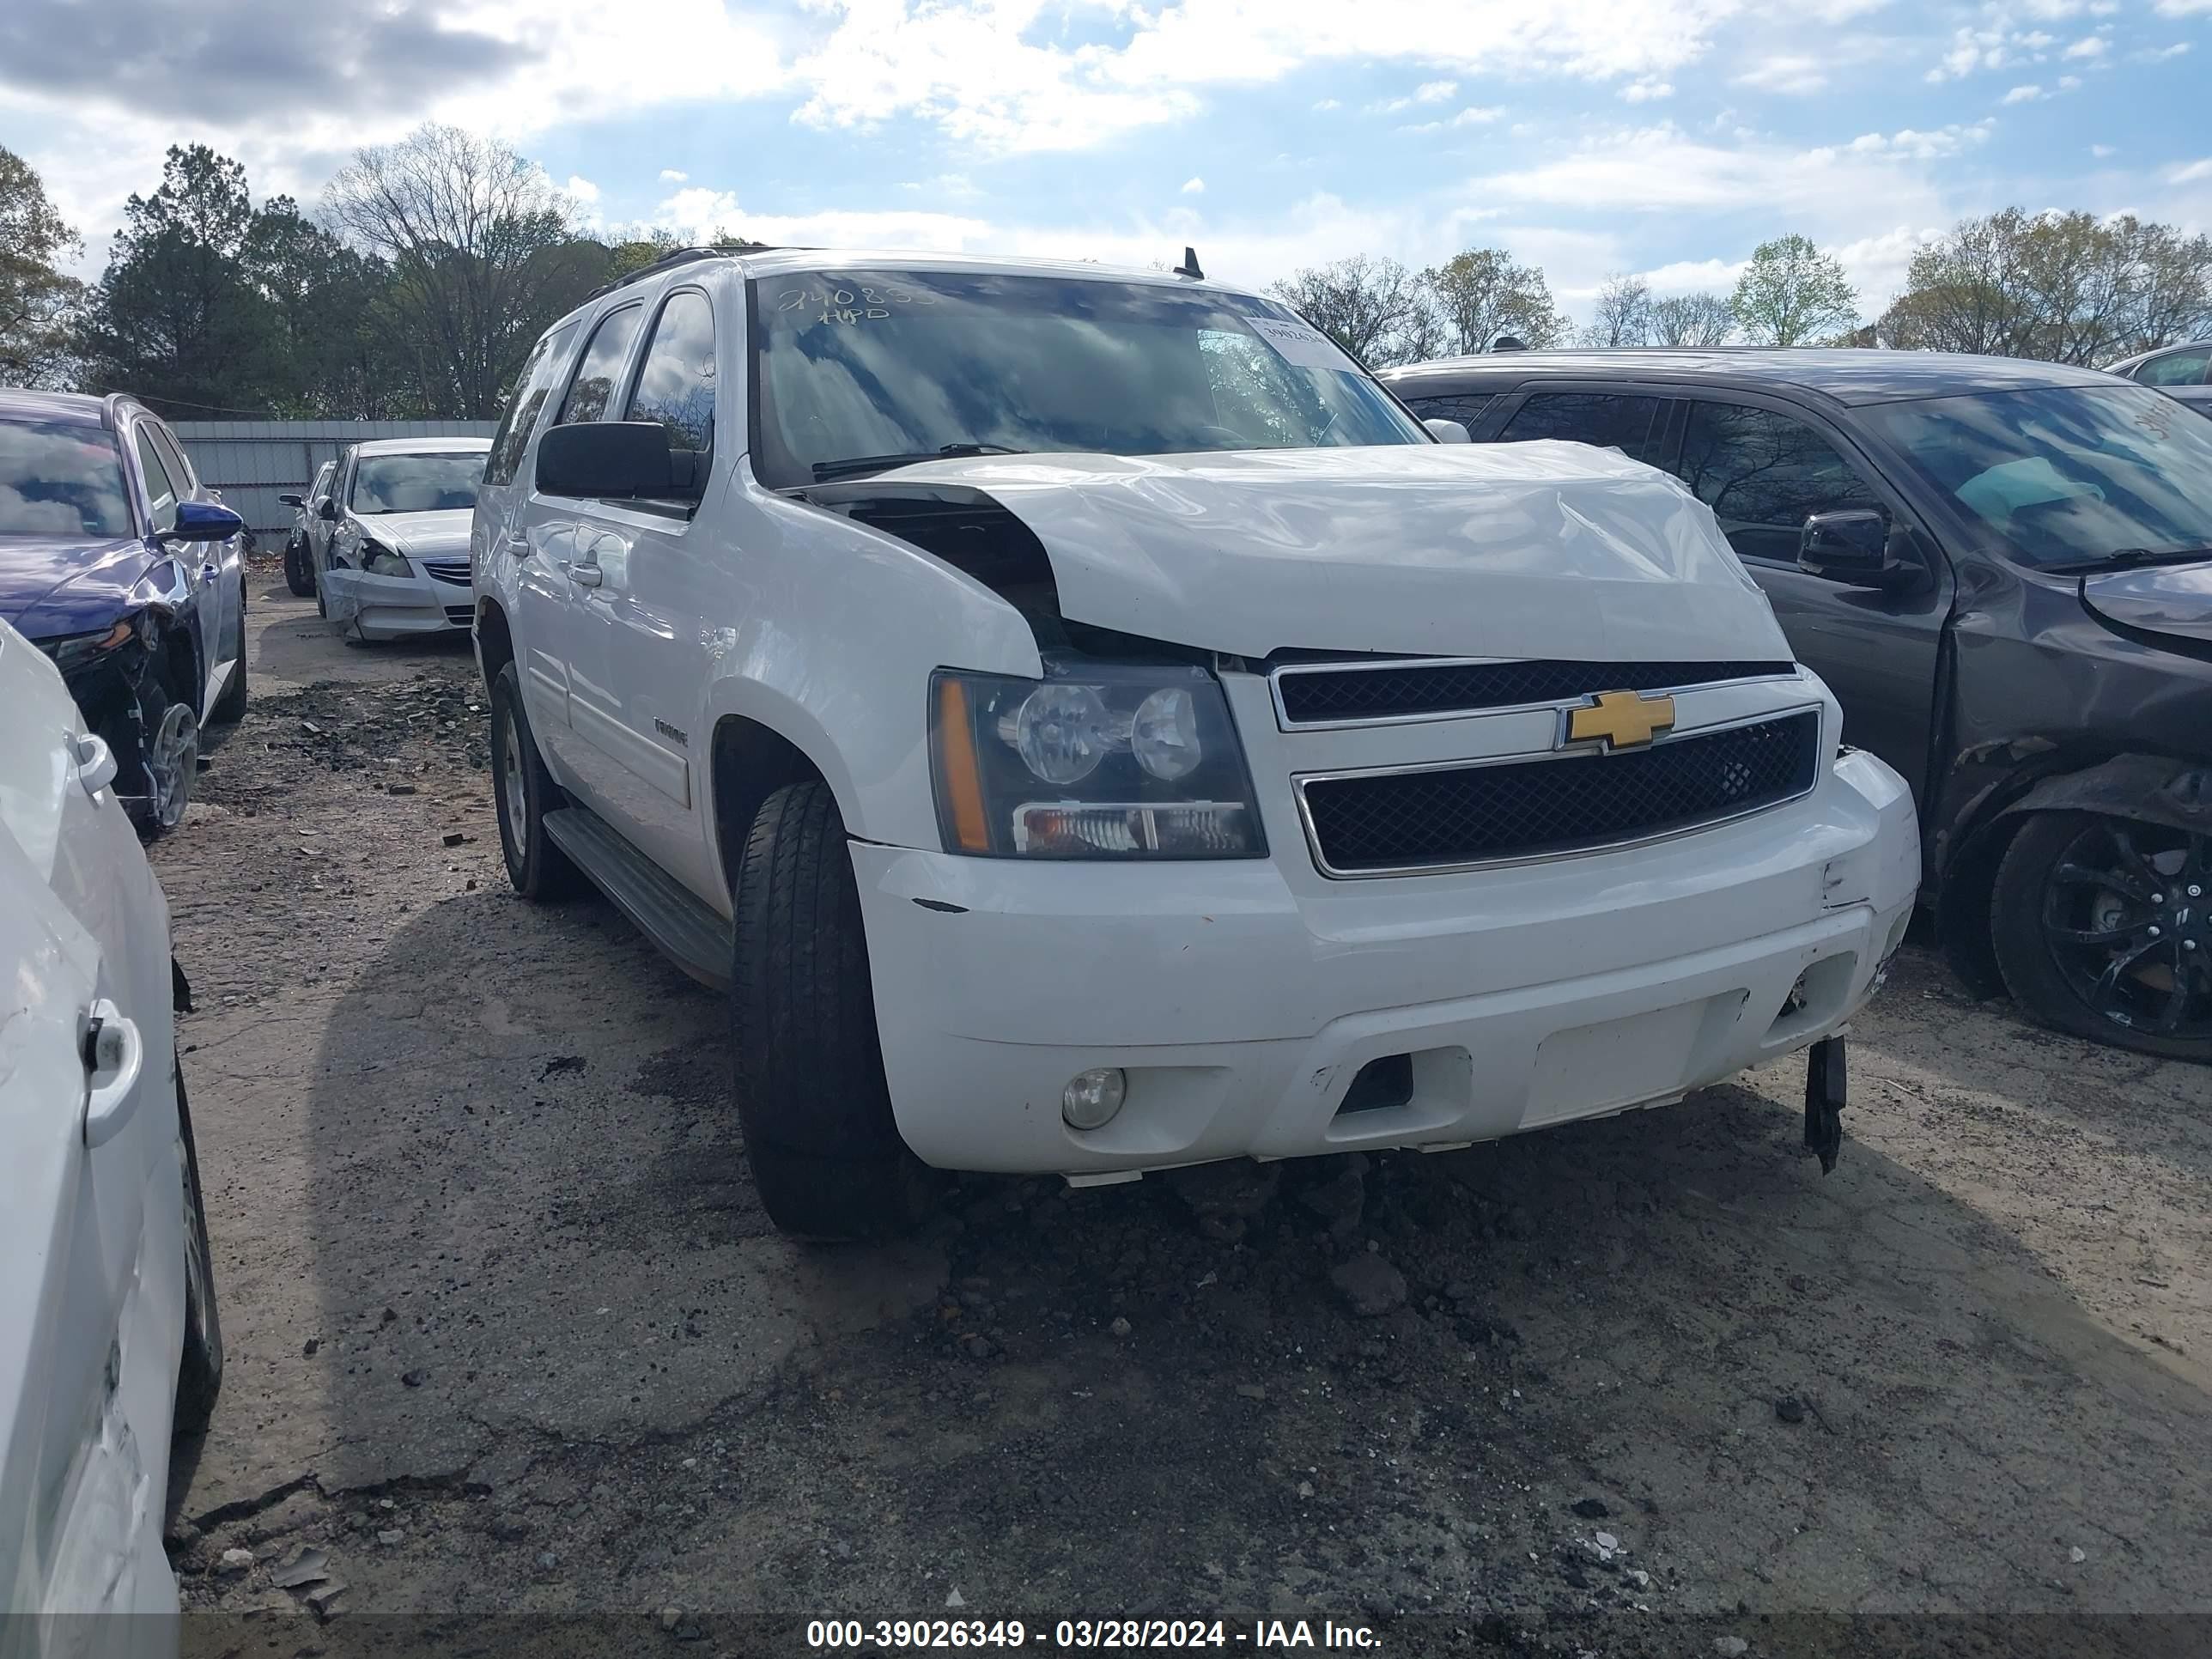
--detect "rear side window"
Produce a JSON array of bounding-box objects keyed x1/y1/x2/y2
[
  {"x1": 485, "y1": 323, "x2": 579, "y2": 486},
  {"x1": 558, "y1": 305, "x2": 644, "y2": 424},
  {"x1": 1498, "y1": 392, "x2": 1667, "y2": 464},
  {"x1": 626, "y1": 290, "x2": 717, "y2": 457},
  {"x1": 1403, "y1": 392, "x2": 1497, "y2": 430},
  {"x1": 134, "y1": 428, "x2": 179, "y2": 532},
  {"x1": 2138, "y1": 349, "x2": 2209, "y2": 388},
  {"x1": 1674, "y1": 400, "x2": 1883, "y2": 562}
]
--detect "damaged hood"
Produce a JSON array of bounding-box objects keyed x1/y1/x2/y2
[
  {"x1": 2079, "y1": 558, "x2": 2212, "y2": 652},
  {"x1": 873, "y1": 445, "x2": 1790, "y2": 660},
  {"x1": 355, "y1": 509, "x2": 471, "y2": 556},
  {"x1": 0, "y1": 534, "x2": 149, "y2": 640}
]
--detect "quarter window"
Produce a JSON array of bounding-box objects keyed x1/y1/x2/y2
[
  {"x1": 2137, "y1": 348, "x2": 2210, "y2": 388},
  {"x1": 1674, "y1": 400, "x2": 1884, "y2": 563},
  {"x1": 134, "y1": 428, "x2": 179, "y2": 532},
  {"x1": 1404, "y1": 393, "x2": 1497, "y2": 430},
  {"x1": 626, "y1": 290, "x2": 717, "y2": 457},
  {"x1": 485, "y1": 322, "x2": 579, "y2": 487},
  {"x1": 1498, "y1": 392, "x2": 1667, "y2": 464},
  {"x1": 559, "y1": 305, "x2": 644, "y2": 425}
]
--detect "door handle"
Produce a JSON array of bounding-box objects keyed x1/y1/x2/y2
[
  {"x1": 570, "y1": 564, "x2": 603, "y2": 588},
  {"x1": 73, "y1": 732, "x2": 118, "y2": 797},
  {"x1": 82, "y1": 999, "x2": 146, "y2": 1149}
]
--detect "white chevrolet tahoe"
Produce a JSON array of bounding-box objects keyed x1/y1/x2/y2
[{"x1": 470, "y1": 247, "x2": 1919, "y2": 1240}]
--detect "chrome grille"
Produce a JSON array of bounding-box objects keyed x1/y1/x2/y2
[
  {"x1": 1297, "y1": 710, "x2": 1821, "y2": 878},
  {"x1": 1273, "y1": 658, "x2": 1795, "y2": 727},
  {"x1": 422, "y1": 559, "x2": 471, "y2": 587}
]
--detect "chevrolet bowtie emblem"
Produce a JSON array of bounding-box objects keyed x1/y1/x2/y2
[{"x1": 1564, "y1": 690, "x2": 1676, "y2": 750}]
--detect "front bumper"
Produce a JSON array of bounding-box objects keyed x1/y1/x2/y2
[
  {"x1": 320, "y1": 562, "x2": 471, "y2": 640},
  {"x1": 854, "y1": 750, "x2": 1918, "y2": 1175}
]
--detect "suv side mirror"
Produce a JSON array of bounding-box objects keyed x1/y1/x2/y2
[
  {"x1": 163, "y1": 501, "x2": 246, "y2": 543},
  {"x1": 277, "y1": 492, "x2": 304, "y2": 509},
  {"x1": 318, "y1": 497, "x2": 340, "y2": 522},
  {"x1": 536, "y1": 422, "x2": 702, "y2": 501},
  {"x1": 1799, "y1": 510, "x2": 1912, "y2": 588},
  {"x1": 1424, "y1": 418, "x2": 1471, "y2": 444}
]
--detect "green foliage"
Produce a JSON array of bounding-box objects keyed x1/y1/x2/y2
[
  {"x1": 1730, "y1": 235, "x2": 1857, "y2": 347},
  {"x1": 0, "y1": 146, "x2": 82, "y2": 387},
  {"x1": 1419, "y1": 248, "x2": 1568, "y2": 354}
]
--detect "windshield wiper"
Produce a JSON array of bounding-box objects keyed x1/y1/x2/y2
[
  {"x1": 811, "y1": 443, "x2": 1029, "y2": 483},
  {"x1": 2039, "y1": 546, "x2": 2212, "y2": 575}
]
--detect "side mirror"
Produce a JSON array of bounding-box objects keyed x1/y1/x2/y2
[
  {"x1": 536, "y1": 422, "x2": 702, "y2": 501},
  {"x1": 318, "y1": 497, "x2": 340, "y2": 522},
  {"x1": 277, "y1": 493, "x2": 304, "y2": 508},
  {"x1": 164, "y1": 501, "x2": 246, "y2": 543},
  {"x1": 1424, "y1": 418, "x2": 1472, "y2": 444},
  {"x1": 1799, "y1": 510, "x2": 1912, "y2": 588}
]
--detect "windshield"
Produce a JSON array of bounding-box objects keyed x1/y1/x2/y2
[
  {"x1": 351, "y1": 451, "x2": 486, "y2": 514},
  {"x1": 1860, "y1": 385, "x2": 2212, "y2": 568},
  {"x1": 748, "y1": 268, "x2": 1426, "y2": 488},
  {"x1": 0, "y1": 417, "x2": 134, "y2": 538}
]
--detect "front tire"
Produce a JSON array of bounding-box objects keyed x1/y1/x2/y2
[
  {"x1": 489, "y1": 661, "x2": 578, "y2": 898},
  {"x1": 174, "y1": 1056, "x2": 224, "y2": 1433},
  {"x1": 1990, "y1": 810, "x2": 2212, "y2": 1062},
  {"x1": 731, "y1": 781, "x2": 935, "y2": 1240},
  {"x1": 284, "y1": 535, "x2": 315, "y2": 598}
]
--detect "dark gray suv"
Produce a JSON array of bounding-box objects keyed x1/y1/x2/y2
[{"x1": 1382, "y1": 349, "x2": 2212, "y2": 1061}]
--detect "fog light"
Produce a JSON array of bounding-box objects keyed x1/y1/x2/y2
[{"x1": 1061, "y1": 1067, "x2": 1127, "y2": 1130}]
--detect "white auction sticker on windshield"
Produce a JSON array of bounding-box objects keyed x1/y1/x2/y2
[{"x1": 1246, "y1": 315, "x2": 1354, "y2": 374}]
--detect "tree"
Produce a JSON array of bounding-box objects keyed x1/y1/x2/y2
[
  {"x1": 1730, "y1": 234, "x2": 1856, "y2": 347},
  {"x1": 76, "y1": 144, "x2": 284, "y2": 413},
  {"x1": 0, "y1": 147, "x2": 82, "y2": 387},
  {"x1": 1582, "y1": 273, "x2": 1652, "y2": 347},
  {"x1": 1268, "y1": 255, "x2": 1437, "y2": 367},
  {"x1": 1420, "y1": 248, "x2": 1568, "y2": 355},
  {"x1": 325, "y1": 125, "x2": 603, "y2": 418},
  {"x1": 1878, "y1": 208, "x2": 2212, "y2": 364},
  {"x1": 1647, "y1": 292, "x2": 1736, "y2": 346}
]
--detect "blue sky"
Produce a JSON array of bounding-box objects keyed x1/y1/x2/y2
[{"x1": 4, "y1": 0, "x2": 2208, "y2": 325}]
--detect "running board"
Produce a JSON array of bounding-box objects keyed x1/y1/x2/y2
[{"x1": 543, "y1": 806, "x2": 732, "y2": 991}]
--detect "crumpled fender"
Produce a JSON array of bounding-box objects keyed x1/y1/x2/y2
[
  {"x1": 319, "y1": 568, "x2": 365, "y2": 624},
  {"x1": 1998, "y1": 752, "x2": 2212, "y2": 836}
]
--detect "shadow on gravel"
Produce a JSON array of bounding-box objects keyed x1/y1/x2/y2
[{"x1": 180, "y1": 878, "x2": 2212, "y2": 1646}]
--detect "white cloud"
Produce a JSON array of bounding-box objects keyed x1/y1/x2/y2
[
  {"x1": 565, "y1": 174, "x2": 599, "y2": 203},
  {"x1": 2132, "y1": 42, "x2": 2191, "y2": 59},
  {"x1": 1620, "y1": 77, "x2": 1674, "y2": 101},
  {"x1": 1404, "y1": 105, "x2": 1507, "y2": 132},
  {"x1": 659, "y1": 167, "x2": 689, "y2": 183},
  {"x1": 1181, "y1": 176, "x2": 1206, "y2": 194},
  {"x1": 1832, "y1": 121, "x2": 1993, "y2": 162},
  {"x1": 1313, "y1": 97, "x2": 1341, "y2": 110},
  {"x1": 2169, "y1": 158, "x2": 2212, "y2": 185},
  {"x1": 2154, "y1": 0, "x2": 2209, "y2": 12},
  {"x1": 651, "y1": 186, "x2": 992, "y2": 250},
  {"x1": 1734, "y1": 53, "x2": 1826, "y2": 94},
  {"x1": 1412, "y1": 79, "x2": 1459, "y2": 103},
  {"x1": 2063, "y1": 34, "x2": 2108, "y2": 58},
  {"x1": 2057, "y1": 73, "x2": 2081, "y2": 87},
  {"x1": 2090, "y1": 143, "x2": 2117, "y2": 157},
  {"x1": 2002, "y1": 83, "x2": 2045, "y2": 101}
]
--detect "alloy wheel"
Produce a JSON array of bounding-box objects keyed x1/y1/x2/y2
[{"x1": 2040, "y1": 820, "x2": 2212, "y2": 1041}]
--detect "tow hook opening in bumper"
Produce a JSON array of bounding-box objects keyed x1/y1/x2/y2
[{"x1": 1804, "y1": 1035, "x2": 1846, "y2": 1175}]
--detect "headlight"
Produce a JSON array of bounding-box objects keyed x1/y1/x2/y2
[
  {"x1": 362, "y1": 541, "x2": 410, "y2": 577},
  {"x1": 44, "y1": 615, "x2": 143, "y2": 670},
  {"x1": 930, "y1": 664, "x2": 1264, "y2": 860}
]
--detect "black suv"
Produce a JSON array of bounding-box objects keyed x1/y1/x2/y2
[{"x1": 1382, "y1": 349, "x2": 2212, "y2": 1061}]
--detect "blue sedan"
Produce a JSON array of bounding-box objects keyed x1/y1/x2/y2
[{"x1": 0, "y1": 391, "x2": 248, "y2": 834}]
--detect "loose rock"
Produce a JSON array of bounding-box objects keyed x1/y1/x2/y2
[
  {"x1": 1329, "y1": 1254, "x2": 1407, "y2": 1317},
  {"x1": 1775, "y1": 1395, "x2": 1807, "y2": 1425},
  {"x1": 216, "y1": 1547, "x2": 255, "y2": 1577}
]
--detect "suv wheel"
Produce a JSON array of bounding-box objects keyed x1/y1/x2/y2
[
  {"x1": 284, "y1": 534, "x2": 316, "y2": 598},
  {"x1": 489, "y1": 662, "x2": 579, "y2": 899},
  {"x1": 174, "y1": 1056, "x2": 224, "y2": 1433},
  {"x1": 1990, "y1": 810, "x2": 2212, "y2": 1061},
  {"x1": 731, "y1": 780, "x2": 935, "y2": 1240}
]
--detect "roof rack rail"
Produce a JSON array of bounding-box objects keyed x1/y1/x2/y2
[{"x1": 584, "y1": 241, "x2": 779, "y2": 301}]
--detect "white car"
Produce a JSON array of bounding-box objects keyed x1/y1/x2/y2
[
  {"x1": 317, "y1": 435, "x2": 490, "y2": 641},
  {"x1": 471, "y1": 248, "x2": 1919, "y2": 1240},
  {"x1": 0, "y1": 616, "x2": 222, "y2": 1633}
]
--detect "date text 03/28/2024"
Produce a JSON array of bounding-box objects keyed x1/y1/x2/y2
[{"x1": 805, "y1": 1619, "x2": 1382, "y2": 1650}]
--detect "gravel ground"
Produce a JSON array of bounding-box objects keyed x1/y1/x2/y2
[{"x1": 155, "y1": 568, "x2": 2211, "y2": 1657}]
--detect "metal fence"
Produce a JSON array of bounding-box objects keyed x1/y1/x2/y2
[{"x1": 172, "y1": 420, "x2": 497, "y2": 541}]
